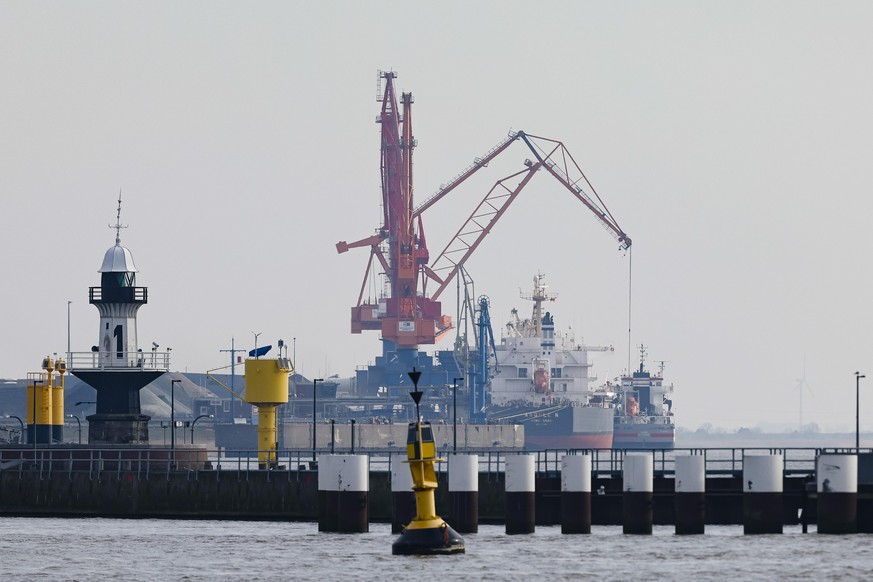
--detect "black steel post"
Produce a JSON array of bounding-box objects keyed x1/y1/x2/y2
[
  {"x1": 312, "y1": 378, "x2": 323, "y2": 462},
  {"x1": 856, "y1": 372, "x2": 865, "y2": 451},
  {"x1": 171, "y1": 379, "x2": 181, "y2": 464},
  {"x1": 330, "y1": 419, "x2": 335, "y2": 453},
  {"x1": 351, "y1": 419, "x2": 356, "y2": 454},
  {"x1": 453, "y1": 377, "x2": 463, "y2": 453},
  {"x1": 32, "y1": 380, "x2": 40, "y2": 452}
]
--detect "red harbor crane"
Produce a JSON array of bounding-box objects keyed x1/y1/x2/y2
[{"x1": 337, "y1": 71, "x2": 631, "y2": 351}]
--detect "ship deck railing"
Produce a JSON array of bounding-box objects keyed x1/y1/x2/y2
[{"x1": 0, "y1": 446, "x2": 868, "y2": 481}]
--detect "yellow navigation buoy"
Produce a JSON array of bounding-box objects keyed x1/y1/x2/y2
[{"x1": 392, "y1": 368, "x2": 464, "y2": 555}]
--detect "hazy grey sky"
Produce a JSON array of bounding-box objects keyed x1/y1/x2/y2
[{"x1": 2, "y1": 1, "x2": 871, "y2": 431}]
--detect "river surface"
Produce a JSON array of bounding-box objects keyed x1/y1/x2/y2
[{"x1": 0, "y1": 518, "x2": 869, "y2": 581}]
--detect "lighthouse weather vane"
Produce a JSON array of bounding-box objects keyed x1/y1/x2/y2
[{"x1": 110, "y1": 190, "x2": 128, "y2": 244}]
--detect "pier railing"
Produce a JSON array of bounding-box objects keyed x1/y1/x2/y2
[
  {"x1": 66, "y1": 350, "x2": 171, "y2": 371},
  {"x1": 1, "y1": 446, "x2": 866, "y2": 482}
]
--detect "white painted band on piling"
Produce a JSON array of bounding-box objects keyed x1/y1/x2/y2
[
  {"x1": 561, "y1": 454, "x2": 591, "y2": 493},
  {"x1": 391, "y1": 454, "x2": 414, "y2": 492},
  {"x1": 675, "y1": 455, "x2": 705, "y2": 493},
  {"x1": 317, "y1": 454, "x2": 335, "y2": 491},
  {"x1": 817, "y1": 454, "x2": 857, "y2": 494},
  {"x1": 743, "y1": 454, "x2": 783, "y2": 493},
  {"x1": 449, "y1": 454, "x2": 479, "y2": 492},
  {"x1": 623, "y1": 453, "x2": 653, "y2": 492},
  {"x1": 334, "y1": 454, "x2": 369, "y2": 492},
  {"x1": 505, "y1": 454, "x2": 535, "y2": 492}
]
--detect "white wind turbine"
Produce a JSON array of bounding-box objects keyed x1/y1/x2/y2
[{"x1": 795, "y1": 356, "x2": 814, "y2": 431}]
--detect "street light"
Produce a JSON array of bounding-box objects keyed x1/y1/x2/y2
[
  {"x1": 67, "y1": 414, "x2": 82, "y2": 444},
  {"x1": 191, "y1": 414, "x2": 213, "y2": 444},
  {"x1": 171, "y1": 379, "x2": 181, "y2": 462},
  {"x1": 67, "y1": 300, "x2": 72, "y2": 363},
  {"x1": 312, "y1": 378, "x2": 324, "y2": 462},
  {"x1": 453, "y1": 377, "x2": 464, "y2": 453},
  {"x1": 31, "y1": 379, "x2": 43, "y2": 451},
  {"x1": 856, "y1": 371, "x2": 866, "y2": 451}
]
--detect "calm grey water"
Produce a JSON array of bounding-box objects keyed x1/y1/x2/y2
[{"x1": 0, "y1": 518, "x2": 869, "y2": 581}]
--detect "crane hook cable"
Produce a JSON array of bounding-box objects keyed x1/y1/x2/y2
[{"x1": 627, "y1": 246, "x2": 633, "y2": 375}]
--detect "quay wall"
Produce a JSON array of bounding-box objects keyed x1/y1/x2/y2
[{"x1": 4, "y1": 468, "x2": 871, "y2": 528}]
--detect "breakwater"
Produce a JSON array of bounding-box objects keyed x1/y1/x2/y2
[{"x1": 1, "y1": 446, "x2": 871, "y2": 531}]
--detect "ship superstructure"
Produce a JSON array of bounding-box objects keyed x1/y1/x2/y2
[
  {"x1": 611, "y1": 346, "x2": 675, "y2": 449},
  {"x1": 486, "y1": 274, "x2": 615, "y2": 449}
]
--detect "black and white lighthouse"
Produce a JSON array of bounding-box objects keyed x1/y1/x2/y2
[{"x1": 70, "y1": 198, "x2": 168, "y2": 444}]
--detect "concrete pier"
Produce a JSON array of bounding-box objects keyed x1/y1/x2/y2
[
  {"x1": 318, "y1": 454, "x2": 369, "y2": 533},
  {"x1": 505, "y1": 454, "x2": 535, "y2": 535},
  {"x1": 448, "y1": 454, "x2": 479, "y2": 533},
  {"x1": 675, "y1": 455, "x2": 705, "y2": 535},
  {"x1": 561, "y1": 454, "x2": 591, "y2": 534},
  {"x1": 817, "y1": 454, "x2": 857, "y2": 534},
  {"x1": 390, "y1": 454, "x2": 415, "y2": 533},
  {"x1": 743, "y1": 454, "x2": 783, "y2": 534},
  {"x1": 623, "y1": 453, "x2": 653, "y2": 535},
  {"x1": 2, "y1": 446, "x2": 872, "y2": 532}
]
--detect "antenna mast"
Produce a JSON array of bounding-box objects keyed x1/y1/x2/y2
[{"x1": 110, "y1": 190, "x2": 128, "y2": 244}]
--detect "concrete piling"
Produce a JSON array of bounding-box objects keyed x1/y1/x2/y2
[
  {"x1": 743, "y1": 454, "x2": 783, "y2": 534},
  {"x1": 674, "y1": 454, "x2": 705, "y2": 535},
  {"x1": 561, "y1": 454, "x2": 591, "y2": 534},
  {"x1": 318, "y1": 454, "x2": 369, "y2": 533},
  {"x1": 390, "y1": 453, "x2": 415, "y2": 533},
  {"x1": 505, "y1": 454, "x2": 535, "y2": 535},
  {"x1": 817, "y1": 454, "x2": 857, "y2": 534},
  {"x1": 623, "y1": 453, "x2": 653, "y2": 535},
  {"x1": 448, "y1": 454, "x2": 479, "y2": 533}
]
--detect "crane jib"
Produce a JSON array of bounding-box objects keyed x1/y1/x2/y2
[{"x1": 337, "y1": 71, "x2": 632, "y2": 350}]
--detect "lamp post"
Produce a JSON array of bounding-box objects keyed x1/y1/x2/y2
[
  {"x1": 67, "y1": 300, "x2": 72, "y2": 362},
  {"x1": 452, "y1": 377, "x2": 463, "y2": 453},
  {"x1": 191, "y1": 414, "x2": 213, "y2": 444},
  {"x1": 856, "y1": 371, "x2": 865, "y2": 451},
  {"x1": 171, "y1": 379, "x2": 181, "y2": 462},
  {"x1": 67, "y1": 414, "x2": 82, "y2": 444},
  {"x1": 312, "y1": 378, "x2": 324, "y2": 462},
  {"x1": 31, "y1": 379, "x2": 43, "y2": 452}
]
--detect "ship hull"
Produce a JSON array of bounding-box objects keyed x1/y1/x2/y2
[
  {"x1": 524, "y1": 432, "x2": 613, "y2": 450},
  {"x1": 613, "y1": 421, "x2": 675, "y2": 450},
  {"x1": 490, "y1": 405, "x2": 614, "y2": 450}
]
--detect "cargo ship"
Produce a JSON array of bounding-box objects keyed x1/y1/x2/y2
[
  {"x1": 610, "y1": 347, "x2": 675, "y2": 449},
  {"x1": 485, "y1": 274, "x2": 615, "y2": 449}
]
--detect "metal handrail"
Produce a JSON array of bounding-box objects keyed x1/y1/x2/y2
[
  {"x1": 66, "y1": 350, "x2": 171, "y2": 371},
  {"x1": 1, "y1": 446, "x2": 865, "y2": 480}
]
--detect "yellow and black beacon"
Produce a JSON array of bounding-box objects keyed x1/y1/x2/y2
[{"x1": 392, "y1": 368, "x2": 465, "y2": 555}]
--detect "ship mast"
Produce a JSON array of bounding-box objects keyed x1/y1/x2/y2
[{"x1": 519, "y1": 273, "x2": 557, "y2": 337}]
